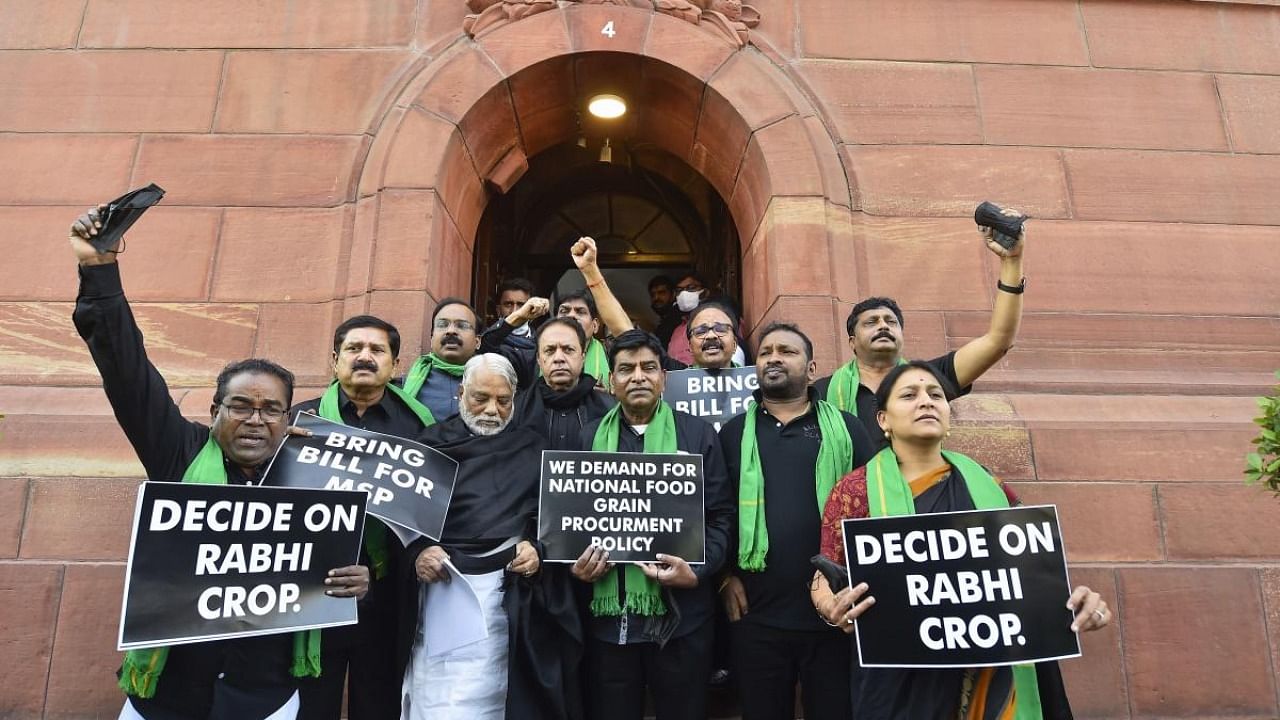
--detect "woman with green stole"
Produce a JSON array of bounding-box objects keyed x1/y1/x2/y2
[{"x1": 809, "y1": 361, "x2": 1111, "y2": 720}]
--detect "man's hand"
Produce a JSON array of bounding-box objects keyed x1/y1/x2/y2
[
  {"x1": 1067, "y1": 585, "x2": 1111, "y2": 633},
  {"x1": 508, "y1": 297, "x2": 550, "y2": 326},
  {"x1": 68, "y1": 205, "x2": 116, "y2": 266},
  {"x1": 415, "y1": 545, "x2": 451, "y2": 584},
  {"x1": 817, "y1": 581, "x2": 875, "y2": 635},
  {"x1": 570, "y1": 236, "x2": 599, "y2": 273},
  {"x1": 720, "y1": 575, "x2": 749, "y2": 621},
  {"x1": 639, "y1": 553, "x2": 697, "y2": 589},
  {"x1": 324, "y1": 565, "x2": 370, "y2": 600},
  {"x1": 979, "y1": 205, "x2": 1026, "y2": 259},
  {"x1": 508, "y1": 540, "x2": 541, "y2": 577},
  {"x1": 571, "y1": 544, "x2": 612, "y2": 583}
]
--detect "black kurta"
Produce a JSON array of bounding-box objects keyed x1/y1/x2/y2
[
  {"x1": 73, "y1": 263, "x2": 294, "y2": 719},
  {"x1": 397, "y1": 416, "x2": 582, "y2": 720},
  {"x1": 513, "y1": 374, "x2": 616, "y2": 451}
]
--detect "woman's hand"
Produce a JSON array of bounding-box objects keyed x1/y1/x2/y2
[
  {"x1": 816, "y1": 580, "x2": 875, "y2": 635},
  {"x1": 1067, "y1": 585, "x2": 1111, "y2": 632}
]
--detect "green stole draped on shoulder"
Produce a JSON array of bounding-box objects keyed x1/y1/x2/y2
[
  {"x1": 826, "y1": 357, "x2": 907, "y2": 415},
  {"x1": 588, "y1": 402, "x2": 675, "y2": 616},
  {"x1": 118, "y1": 437, "x2": 322, "y2": 699},
  {"x1": 401, "y1": 353, "x2": 467, "y2": 400},
  {"x1": 737, "y1": 399, "x2": 853, "y2": 571},
  {"x1": 583, "y1": 338, "x2": 609, "y2": 383},
  {"x1": 317, "y1": 381, "x2": 435, "y2": 580},
  {"x1": 865, "y1": 447, "x2": 1043, "y2": 720}
]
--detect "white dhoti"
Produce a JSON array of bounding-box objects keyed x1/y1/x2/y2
[{"x1": 402, "y1": 569, "x2": 508, "y2": 720}]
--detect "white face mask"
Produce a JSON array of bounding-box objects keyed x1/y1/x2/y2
[{"x1": 676, "y1": 290, "x2": 702, "y2": 313}]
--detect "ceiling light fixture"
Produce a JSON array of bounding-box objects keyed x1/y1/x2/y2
[{"x1": 588, "y1": 94, "x2": 627, "y2": 119}]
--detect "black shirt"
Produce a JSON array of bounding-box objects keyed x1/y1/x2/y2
[
  {"x1": 72, "y1": 263, "x2": 294, "y2": 717},
  {"x1": 291, "y1": 386, "x2": 427, "y2": 650},
  {"x1": 814, "y1": 352, "x2": 970, "y2": 448},
  {"x1": 479, "y1": 319, "x2": 539, "y2": 392},
  {"x1": 514, "y1": 375, "x2": 616, "y2": 451},
  {"x1": 578, "y1": 407, "x2": 734, "y2": 644},
  {"x1": 719, "y1": 388, "x2": 875, "y2": 632}
]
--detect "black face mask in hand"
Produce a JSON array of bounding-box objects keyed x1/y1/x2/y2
[{"x1": 90, "y1": 183, "x2": 166, "y2": 254}]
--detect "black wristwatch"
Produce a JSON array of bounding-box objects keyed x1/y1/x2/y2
[{"x1": 997, "y1": 277, "x2": 1027, "y2": 294}]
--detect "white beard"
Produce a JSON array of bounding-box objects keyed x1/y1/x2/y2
[{"x1": 459, "y1": 403, "x2": 508, "y2": 436}]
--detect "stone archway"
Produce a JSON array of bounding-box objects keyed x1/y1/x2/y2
[{"x1": 347, "y1": 3, "x2": 854, "y2": 366}]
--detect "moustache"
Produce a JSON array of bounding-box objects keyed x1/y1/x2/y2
[
  {"x1": 441, "y1": 334, "x2": 461, "y2": 345},
  {"x1": 872, "y1": 330, "x2": 896, "y2": 342},
  {"x1": 701, "y1": 338, "x2": 724, "y2": 351},
  {"x1": 351, "y1": 362, "x2": 379, "y2": 374}
]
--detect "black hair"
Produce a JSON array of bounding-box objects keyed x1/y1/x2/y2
[
  {"x1": 213, "y1": 358, "x2": 296, "y2": 408},
  {"x1": 873, "y1": 360, "x2": 959, "y2": 410},
  {"x1": 496, "y1": 277, "x2": 535, "y2": 299},
  {"x1": 846, "y1": 296, "x2": 905, "y2": 337},
  {"x1": 685, "y1": 300, "x2": 740, "y2": 339},
  {"x1": 535, "y1": 316, "x2": 589, "y2": 351},
  {"x1": 647, "y1": 274, "x2": 674, "y2": 292},
  {"x1": 607, "y1": 329, "x2": 666, "y2": 368},
  {"x1": 557, "y1": 289, "x2": 599, "y2": 319},
  {"x1": 676, "y1": 271, "x2": 708, "y2": 289},
  {"x1": 431, "y1": 297, "x2": 478, "y2": 326},
  {"x1": 332, "y1": 315, "x2": 401, "y2": 358},
  {"x1": 757, "y1": 321, "x2": 814, "y2": 362}
]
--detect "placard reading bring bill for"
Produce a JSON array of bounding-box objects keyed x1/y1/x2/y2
[
  {"x1": 538, "y1": 450, "x2": 705, "y2": 563},
  {"x1": 842, "y1": 505, "x2": 1081, "y2": 668},
  {"x1": 662, "y1": 366, "x2": 757, "y2": 431},
  {"x1": 262, "y1": 411, "x2": 459, "y2": 542},
  {"x1": 118, "y1": 482, "x2": 366, "y2": 650}
]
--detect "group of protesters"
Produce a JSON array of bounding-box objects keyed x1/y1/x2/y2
[{"x1": 66, "y1": 198, "x2": 1110, "y2": 720}]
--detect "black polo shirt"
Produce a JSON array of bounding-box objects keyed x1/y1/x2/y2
[
  {"x1": 291, "y1": 385, "x2": 426, "y2": 438},
  {"x1": 814, "y1": 351, "x2": 970, "y2": 448},
  {"x1": 719, "y1": 388, "x2": 874, "y2": 631}
]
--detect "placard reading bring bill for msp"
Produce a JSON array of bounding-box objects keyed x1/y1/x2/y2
[
  {"x1": 538, "y1": 450, "x2": 705, "y2": 563},
  {"x1": 842, "y1": 505, "x2": 1081, "y2": 668},
  {"x1": 118, "y1": 482, "x2": 366, "y2": 650}
]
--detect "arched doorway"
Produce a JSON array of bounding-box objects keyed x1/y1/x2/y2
[
  {"x1": 350, "y1": 5, "x2": 853, "y2": 365},
  {"x1": 473, "y1": 132, "x2": 740, "y2": 331}
]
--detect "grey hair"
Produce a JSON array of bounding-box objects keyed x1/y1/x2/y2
[{"x1": 460, "y1": 353, "x2": 518, "y2": 392}]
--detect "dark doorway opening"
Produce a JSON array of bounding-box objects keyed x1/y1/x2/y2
[{"x1": 472, "y1": 140, "x2": 740, "y2": 333}]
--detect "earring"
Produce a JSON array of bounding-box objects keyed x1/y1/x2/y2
[
  {"x1": 944, "y1": 430, "x2": 951, "y2": 438},
  {"x1": 884, "y1": 430, "x2": 891, "y2": 439}
]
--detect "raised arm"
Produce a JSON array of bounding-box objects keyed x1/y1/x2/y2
[
  {"x1": 570, "y1": 236, "x2": 634, "y2": 337},
  {"x1": 953, "y1": 207, "x2": 1026, "y2": 388},
  {"x1": 68, "y1": 205, "x2": 203, "y2": 480}
]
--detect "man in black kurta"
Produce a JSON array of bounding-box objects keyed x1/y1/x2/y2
[
  {"x1": 66, "y1": 205, "x2": 368, "y2": 720},
  {"x1": 512, "y1": 317, "x2": 615, "y2": 451},
  {"x1": 719, "y1": 323, "x2": 874, "y2": 720},
  {"x1": 397, "y1": 354, "x2": 578, "y2": 720},
  {"x1": 573, "y1": 330, "x2": 734, "y2": 720},
  {"x1": 291, "y1": 315, "x2": 431, "y2": 720}
]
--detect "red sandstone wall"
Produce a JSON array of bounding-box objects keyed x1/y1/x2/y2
[{"x1": 1, "y1": 1, "x2": 1278, "y2": 717}]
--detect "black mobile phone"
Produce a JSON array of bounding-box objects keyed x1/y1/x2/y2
[
  {"x1": 810, "y1": 554, "x2": 849, "y2": 593},
  {"x1": 91, "y1": 183, "x2": 166, "y2": 253},
  {"x1": 974, "y1": 201, "x2": 1025, "y2": 250}
]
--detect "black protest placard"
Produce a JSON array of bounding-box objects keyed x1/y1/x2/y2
[
  {"x1": 663, "y1": 366, "x2": 757, "y2": 431},
  {"x1": 119, "y1": 482, "x2": 366, "y2": 650},
  {"x1": 262, "y1": 412, "x2": 459, "y2": 542},
  {"x1": 538, "y1": 450, "x2": 705, "y2": 563},
  {"x1": 843, "y1": 505, "x2": 1081, "y2": 668}
]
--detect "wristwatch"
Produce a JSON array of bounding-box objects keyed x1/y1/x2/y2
[{"x1": 997, "y1": 277, "x2": 1026, "y2": 295}]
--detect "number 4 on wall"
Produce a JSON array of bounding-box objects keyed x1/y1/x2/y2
[{"x1": 601, "y1": 21, "x2": 616, "y2": 38}]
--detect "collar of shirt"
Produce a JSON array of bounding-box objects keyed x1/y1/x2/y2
[{"x1": 750, "y1": 386, "x2": 821, "y2": 421}]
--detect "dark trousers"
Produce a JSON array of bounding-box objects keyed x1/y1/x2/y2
[
  {"x1": 730, "y1": 621, "x2": 852, "y2": 720},
  {"x1": 583, "y1": 620, "x2": 714, "y2": 720},
  {"x1": 297, "y1": 623, "x2": 399, "y2": 720}
]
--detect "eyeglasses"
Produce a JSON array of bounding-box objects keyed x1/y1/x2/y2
[
  {"x1": 433, "y1": 318, "x2": 474, "y2": 331},
  {"x1": 692, "y1": 322, "x2": 733, "y2": 337},
  {"x1": 675, "y1": 284, "x2": 703, "y2": 293},
  {"x1": 220, "y1": 402, "x2": 286, "y2": 423}
]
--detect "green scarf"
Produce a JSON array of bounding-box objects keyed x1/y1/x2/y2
[
  {"x1": 317, "y1": 381, "x2": 435, "y2": 579},
  {"x1": 588, "y1": 401, "x2": 675, "y2": 616},
  {"x1": 119, "y1": 437, "x2": 322, "y2": 699},
  {"x1": 865, "y1": 447, "x2": 1043, "y2": 719},
  {"x1": 583, "y1": 338, "x2": 609, "y2": 382},
  {"x1": 737, "y1": 398, "x2": 853, "y2": 571},
  {"x1": 826, "y1": 357, "x2": 906, "y2": 415},
  {"x1": 401, "y1": 352, "x2": 468, "y2": 399}
]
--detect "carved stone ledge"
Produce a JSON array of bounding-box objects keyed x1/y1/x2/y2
[{"x1": 463, "y1": 0, "x2": 761, "y2": 48}]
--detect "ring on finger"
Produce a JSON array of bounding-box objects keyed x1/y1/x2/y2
[{"x1": 1092, "y1": 608, "x2": 1106, "y2": 621}]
